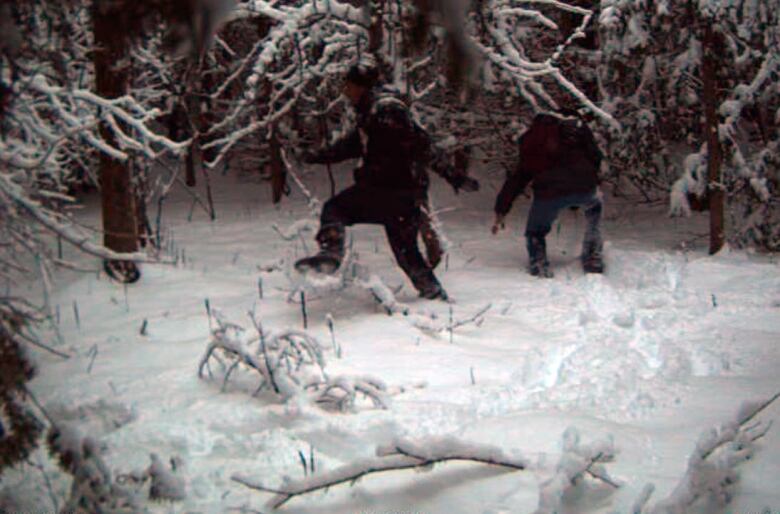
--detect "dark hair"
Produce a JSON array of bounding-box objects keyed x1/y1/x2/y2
[{"x1": 345, "y1": 62, "x2": 379, "y2": 88}]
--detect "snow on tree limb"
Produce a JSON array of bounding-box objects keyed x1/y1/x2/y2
[
  {"x1": 198, "y1": 310, "x2": 394, "y2": 411},
  {"x1": 233, "y1": 436, "x2": 528, "y2": 509},
  {"x1": 203, "y1": 0, "x2": 613, "y2": 169},
  {"x1": 534, "y1": 427, "x2": 620, "y2": 514},
  {"x1": 602, "y1": 0, "x2": 780, "y2": 249},
  {"x1": 636, "y1": 392, "x2": 779, "y2": 514},
  {"x1": 0, "y1": 174, "x2": 169, "y2": 264},
  {"x1": 202, "y1": 0, "x2": 367, "y2": 167}
]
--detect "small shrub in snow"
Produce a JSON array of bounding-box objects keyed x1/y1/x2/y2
[
  {"x1": 117, "y1": 453, "x2": 187, "y2": 503},
  {"x1": 535, "y1": 427, "x2": 620, "y2": 514},
  {"x1": 307, "y1": 375, "x2": 389, "y2": 411},
  {"x1": 0, "y1": 304, "x2": 44, "y2": 474},
  {"x1": 198, "y1": 310, "x2": 389, "y2": 411},
  {"x1": 47, "y1": 424, "x2": 139, "y2": 514}
]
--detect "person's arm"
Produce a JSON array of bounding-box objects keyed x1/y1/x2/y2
[
  {"x1": 305, "y1": 128, "x2": 361, "y2": 164},
  {"x1": 493, "y1": 123, "x2": 546, "y2": 231},
  {"x1": 416, "y1": 128, "x2": 479, "y2": 193},
  {"x1": 493, "y1": 159, "x2": 532, "y2": 220},
  {"x1": 492, "y1": 129, "x2": 535, "y2": 234},
  {"x1": 580, "y1": 125, "x2": 603, "y2": 169}
]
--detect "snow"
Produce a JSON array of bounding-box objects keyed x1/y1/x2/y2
[{"x1": 4, "y1": 162, "x2": 780, "y2": 513}]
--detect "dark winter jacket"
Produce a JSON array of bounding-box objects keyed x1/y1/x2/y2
[
  {"x1": 309, "y1": 87, "x2": 471, "y2": 194},
  {"x1": 494, "y1": 113, "x2": 602, "y2": 216}
]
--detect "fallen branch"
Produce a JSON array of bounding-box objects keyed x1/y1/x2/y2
[
  {"x1": 636, "y1": 392, "x2": 779, "y2": 514},
  {"x1": 535, "y1": 427, "x2": 620, "y2": 514},
  {"x1": 233, "y1": 436, "x2": 528, "y2": 509}
]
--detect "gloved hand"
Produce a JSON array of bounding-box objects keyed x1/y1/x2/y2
[
  {"x1": 458, "y1": 176, "x2": 480, "y2": 193},
  {"x1": 491, "y1": 214, "x2": 505, "y2": 235},
  {"x1": 452, "y1": 175, "x2": 479, "y2": 193},
  {"x1": 300, "y1": 149, "x2": 319, "y2": 164}
]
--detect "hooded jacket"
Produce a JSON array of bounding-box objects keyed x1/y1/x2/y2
[
  {"x1": 309, "y1": 87, "x2": 470, "y2": 193},
  {"x1": 495, "y1": 113, "x2": 602, "y2": 216}
]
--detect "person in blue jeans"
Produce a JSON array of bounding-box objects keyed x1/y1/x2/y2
[{"x1": 491, "y1": 112, "x2": 604, "y2": 277}]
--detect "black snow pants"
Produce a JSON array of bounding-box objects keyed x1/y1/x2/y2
[{"x1": 317, "y1": 184, "x2": 440, "y2": 293}]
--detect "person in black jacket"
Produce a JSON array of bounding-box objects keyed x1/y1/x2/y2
[
  {"x1": 296, "y1": 62, "x2": 479, "y2": 300},
  {"x1": 492, "y1": 112, "x2": 604, "y2": 277}
]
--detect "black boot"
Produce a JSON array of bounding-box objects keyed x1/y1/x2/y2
[
  {"x1": 413, "y1": 271, "x2": 449, "y2": 301},
  {"x1": 295, "y1": 224, "x2": 345, "y2": 274},
  {"x1": 527, "y1": 236, "x2": 553, "y2": 278},
  {"x1": 581, "y1": 239, "x2": 604, "y2": 274}
]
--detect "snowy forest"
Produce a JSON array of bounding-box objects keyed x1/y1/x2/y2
[{"x1": 1, "y1": 0, "x2": 780, "y2": 512}]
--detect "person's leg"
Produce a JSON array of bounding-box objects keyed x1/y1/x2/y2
[
  {"x1": 297, "y1": 185, "x2": 367, "y2": 272},
  {"x1": 385, "y1": 221, "x2": 447, "y2": 300},
  {"x1": 524, "y1": 197, "x2": 562, "y2": 278},
  {"x1": 581, "y1": 191, "x2": 604, "y2": 273},
  {"x1": 318, "y1": 187, "x2": 365, "y2": 259},
  {"x1": 419, "y1": 198, "x2": 444, "y2": 269}
]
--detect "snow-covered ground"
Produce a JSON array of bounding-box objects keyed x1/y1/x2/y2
[{"x1": 4, "y1": 163, "x2": 780, "y2": 513}]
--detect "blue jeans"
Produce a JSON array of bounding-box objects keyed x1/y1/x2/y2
[{"x1": 525, "y1": 189, "x2": 603, "y2": 249}]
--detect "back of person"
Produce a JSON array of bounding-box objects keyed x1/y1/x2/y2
[
  {"x1": 358, "y1": 88, "x2": 429, "y2": 192},
  {"x1": 493, "y1": 109, "x2": 606, "y2": 277},
  {"x1": 519, "y1": 113, "x2": 600, "y2": 199}
]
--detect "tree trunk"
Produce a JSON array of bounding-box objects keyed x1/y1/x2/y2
[
  {"x1": 701, "y1": 23, "x2": 725, "y2": 255},
  {"x1": 92, "y1": 1, "x2": 140, "y2": 281},
  {"x1": 269, "y1": 126, "x2": 288, "y2": 204},
  {"x1": 184, "y1": 83, "x2": 201, "y2": 186},
  {"x1": 369, "y1": 0, "x2": 384, "y2": 53}
]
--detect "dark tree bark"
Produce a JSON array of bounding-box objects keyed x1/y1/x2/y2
[
  {"x1": 268, "y1": 126, "x2": 288, "y2": 204},
  {"x1": 92, "y1": 1, "x2": 141, "y2": 281},
  {"x1": 701, "y1": 23, "x2": 725, "y2": 255},
  {"x1": 185, "y1": 90, "x2": 199, "y2": 187},
  {"x1": 369, "y1": 0, "x2": 385, "y2": 54}
]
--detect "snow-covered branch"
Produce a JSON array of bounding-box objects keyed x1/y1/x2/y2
[
  {"x1": 0, "y1": 173, "x2": 169, "y2": 265},
  {"x1": 198, "y1": 309, "x2": 394, "y2": 411},
  {"x1": 202, "y1": 0, "x2": 368, "y2": 167},
  {"x1": 233, "y1": 436, "x2": 528, "y2": 509},
  {"x1": 535, "y1": 427, "x2": 620, "y2": 514},
  {"x1": 635, "y1": 392, "x2": 779, "y2": 514}
]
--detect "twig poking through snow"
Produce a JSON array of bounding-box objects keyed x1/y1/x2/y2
[
  {"x1": 72, "y1": 300, "x2": 80, "y2": 330},
  {"x1": 86, "y1": 344, "x2": 98, "y2": 374},
  {"x1": 300, "y1": 291, "x2": 308, "y2": 329},
  {"x1": 326, "y1": 313, "x2": 340, "y2": 358}
]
